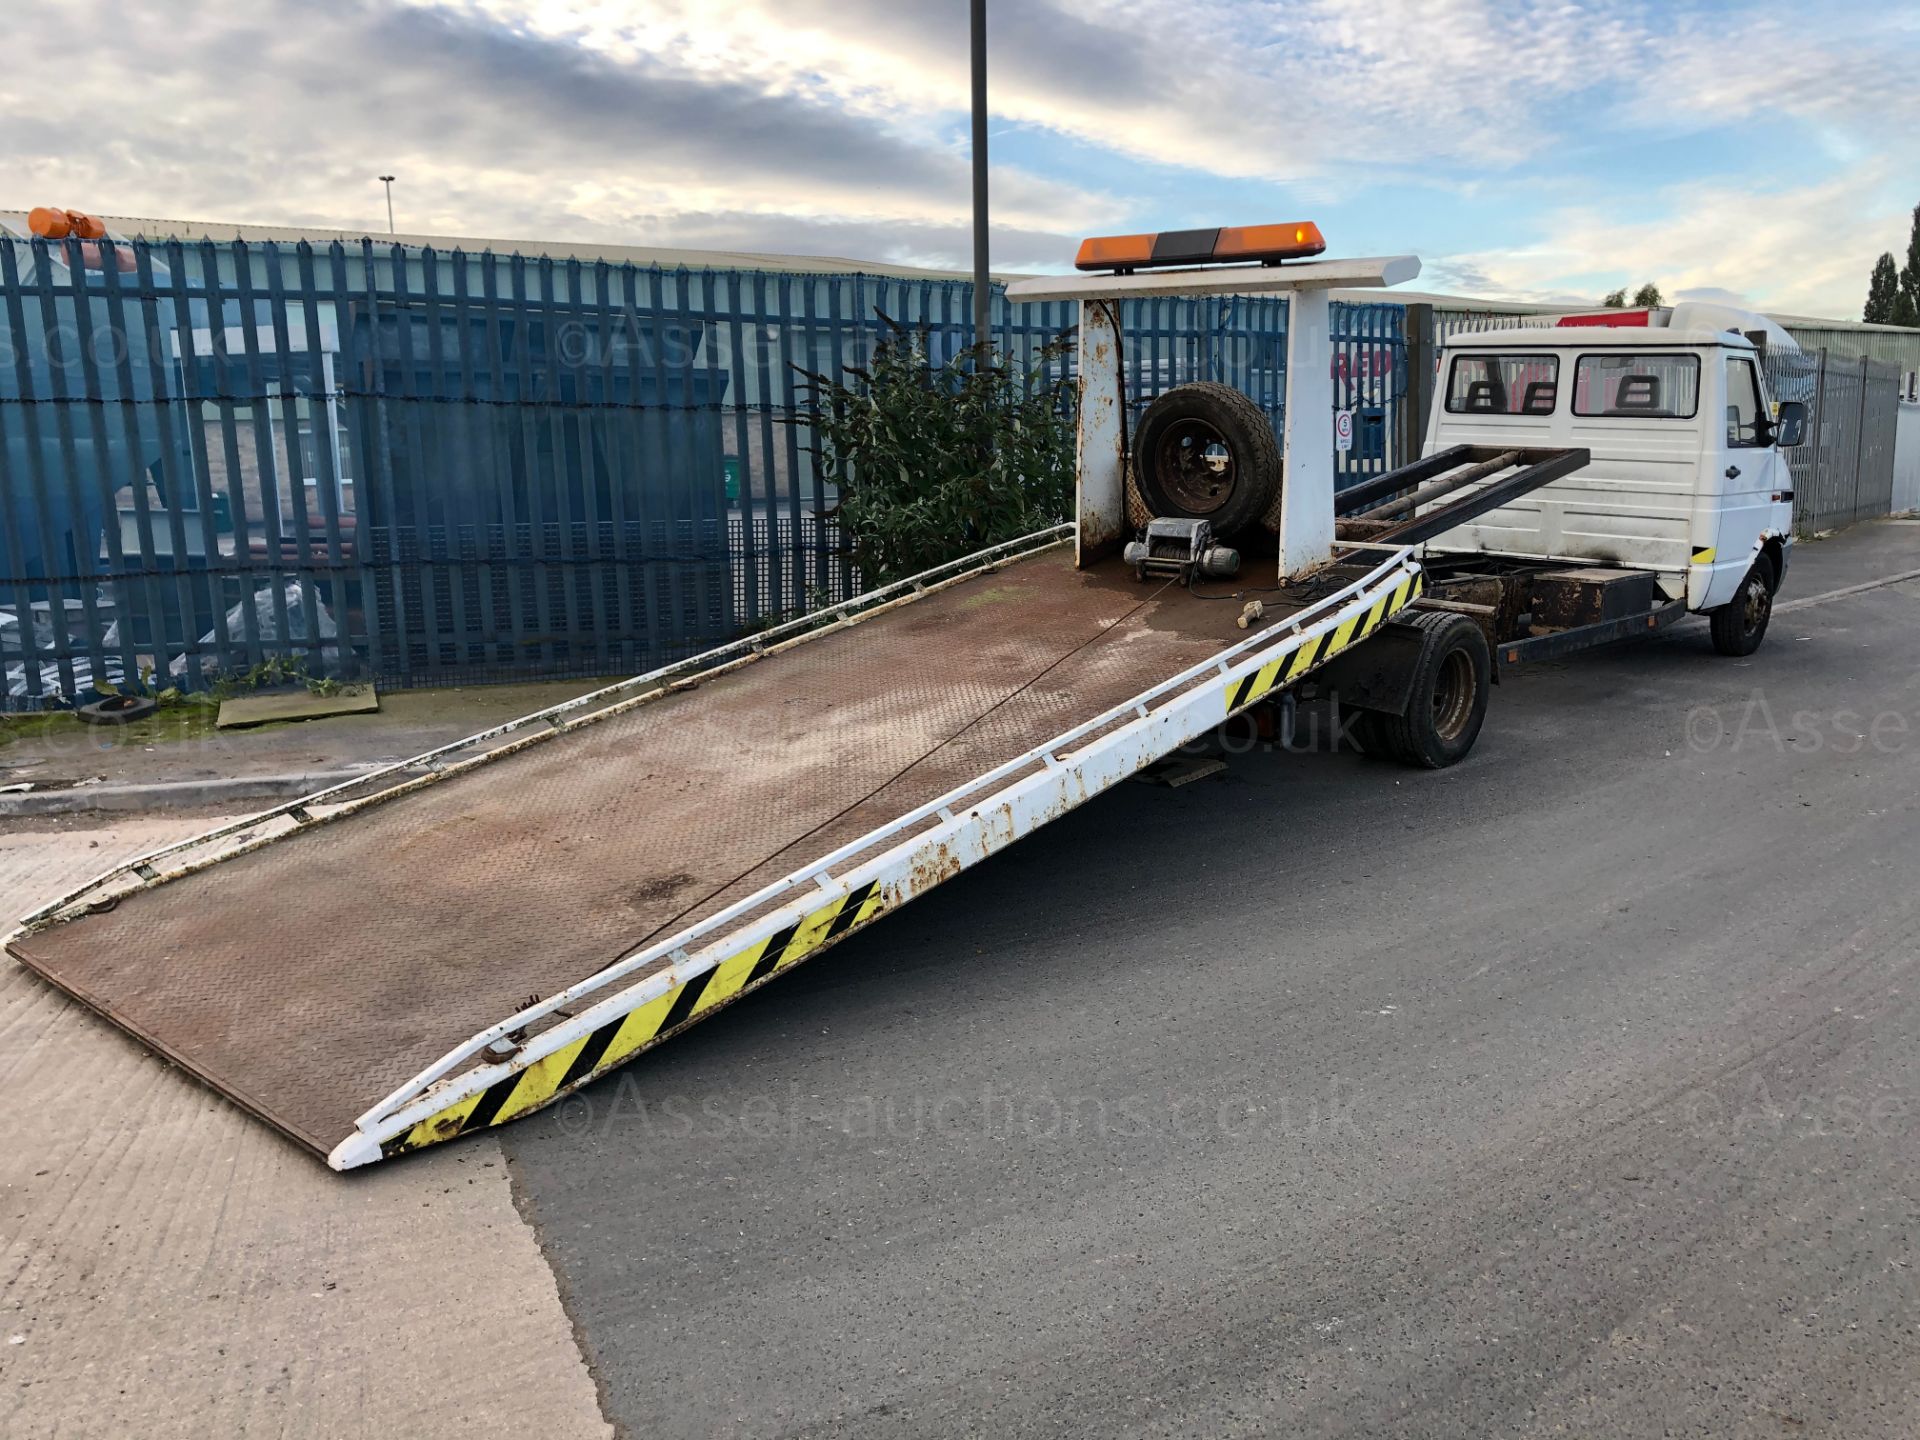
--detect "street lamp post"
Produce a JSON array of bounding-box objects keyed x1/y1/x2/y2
[
  {"x1": 970, "y1": 0, "x2": 990, "y2": 354},
  {"x1": 378, "y1": 175, "x2": 396, "y2": 236}
]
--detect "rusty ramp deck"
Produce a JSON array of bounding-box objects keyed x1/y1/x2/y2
[{"x1": 9, "y1": 545, "x2": 1305, "y2": 1162}]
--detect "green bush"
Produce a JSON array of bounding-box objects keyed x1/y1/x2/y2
[{"x1": 797, "y1": 319, "x2": 1076, "y2": 587}]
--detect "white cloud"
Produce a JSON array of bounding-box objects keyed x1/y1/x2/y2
[
  {"x1": 0, "y1": 0, "x2": 1911, "y2": 304},
  {"x1": 1431, "y1": 160, "x2": 1914, "y2": 317},
  {"x1": 0, "y1": 0, "x2": 1116, "y2": 251},
  {"x1": 467, "y1": 0, "x2": 1669, "y2": 183}
]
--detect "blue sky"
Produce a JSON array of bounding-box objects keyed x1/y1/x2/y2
[{"x1": 4, "y1": 0, "x2": 1916, "y2": 318}]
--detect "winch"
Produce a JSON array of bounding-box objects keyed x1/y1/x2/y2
[{"x1": 1122, "y1": 517, "x2": 1241, "y2": 586}]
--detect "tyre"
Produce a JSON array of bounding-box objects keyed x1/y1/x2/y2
[
  {"x1": 77, "y1": 694, "x2": 157, "y2": 725},
  {"x1": 1377, "y1": 612, "x2": 1490, "y2": 769},
  {"x1": 1133, "y1": 381, "x2": 1281, "y2": 537},
  {"x1": 1344, "y1": 706, "x2": 1402, "y2": 760},
  {"x1": 1708, "y1": 557, "x2": 1774, "y2": 657}
]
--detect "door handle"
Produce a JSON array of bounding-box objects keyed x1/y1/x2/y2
[{"x1": 1725, "y1": 466, "x2": 1740, "y2": 479}]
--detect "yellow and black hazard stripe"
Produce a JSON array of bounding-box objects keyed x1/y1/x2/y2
[
  {"x1": 381, "y1": 879, "x2": 888, "y2": 1158},
  {"x1": 1224, "y1": 571, "x2": 1423, "y2": 714},
  {"x1": 1691, "y1": 546, "x2": 1716, "y2": 566}
]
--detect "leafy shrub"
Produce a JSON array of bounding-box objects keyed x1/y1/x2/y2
[{"x1": 797, "y1": 318, "x2": 1076, "y2": 587}]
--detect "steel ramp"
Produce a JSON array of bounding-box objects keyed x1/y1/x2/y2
[{"x1": 8, "y1": 532, "x2": 1421, "y2": 1168}]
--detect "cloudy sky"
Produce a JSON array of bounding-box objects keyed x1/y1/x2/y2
[{"x1": 4, "y1": 0, "x2": 1916, "y2": 317}]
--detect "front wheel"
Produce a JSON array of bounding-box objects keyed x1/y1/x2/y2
[
  {"x1": 1373, "y1": 612, "x2": 1491, "y2": 769},
  {"x1": 1709, "y1": 559, "x2": 1774, "y2": 657}
]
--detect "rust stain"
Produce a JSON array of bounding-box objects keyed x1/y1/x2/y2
[
  {"x1": 909, "y1": 839, "x2": 966, "y2": 894},
  {"x1": 628, "y1": 871, "x2": 699, "y2": 907}
]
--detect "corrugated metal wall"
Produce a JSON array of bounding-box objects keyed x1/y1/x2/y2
[{"x1": 1778, "y1": 324, "x2": 1920, "y2": 377}]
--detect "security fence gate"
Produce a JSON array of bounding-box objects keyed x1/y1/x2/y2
[
  {"x1": 3, "y1": 233, "x2": 1903, "y2": 712},
  {"x1": 0, "y1": 234, "x2": 1409, "y2": 709},
  {"x1": 1760, "y1": 349, "x2": 1903, "y2": 532}
]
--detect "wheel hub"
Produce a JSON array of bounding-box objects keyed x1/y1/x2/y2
[
  {"x1": 1431, "y1": 648, "x2": 1476, "y2": 743},
  {"x1": 1151, "y1": 418, "x2": 1237, "y2": 515}
]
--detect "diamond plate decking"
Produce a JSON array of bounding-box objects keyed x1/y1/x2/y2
[{"x1": 10, "y1": 548, "x2": 1279, "y2": 1157}]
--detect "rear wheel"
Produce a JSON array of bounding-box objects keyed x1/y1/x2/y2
[
  {"x1": 1133, "y1": 382, "x2": 1281, "y2": 537},
  {"x1": 1709, "y1": 557, "x2": 1774, "y2": 657},
  {"x1": 1345, "y1": 707, "x2": 1400, "y2": 760},
  {"x1": 1377, "y1": 612, "x2": 1491, "y2": 769}
]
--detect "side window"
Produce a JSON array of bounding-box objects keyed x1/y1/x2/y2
[
  {"x1": 1726, "y1": 358, "x2": 1766, "y2": 448},
  {"x1": 1444, "y1": 354, "x2": 1560, "y2": 416}
]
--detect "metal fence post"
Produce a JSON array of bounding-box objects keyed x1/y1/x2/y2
[
  {"x1": 1850, "y1": 353, "x2": 1870, "y2": 524},
  {"x1": 1805, "y1": 348, "x2": 1827, "y2": 533},
  {"x1": 1401, "y1": 304, "x2": 1435, "y2": 468}
]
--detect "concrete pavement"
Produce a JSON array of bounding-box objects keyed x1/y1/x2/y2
[{"x1": 0, "y1": 818, "x2": 611, "y2": 1440}]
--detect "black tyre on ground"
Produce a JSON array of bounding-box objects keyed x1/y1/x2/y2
[
  {"x1": 1708, "y1": 556, "x2": 1775, "y2": 657},
  {"x1": 1375, "y1": 611, "x2": 1491, "y2": 769},
  {"x1": 1345, "y1": 706, "x2": 1398, "y2": 760},
  {"x1": 1132, "y1": 381, "x2": 1281, "y2": 537}
]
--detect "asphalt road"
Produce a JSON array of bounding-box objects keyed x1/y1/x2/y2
[{"x1": 509, "y1": 526, "x2": 1914, "y2": 1437}]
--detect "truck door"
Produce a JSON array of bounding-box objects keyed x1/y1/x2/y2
[{"x1": 1702, "y1": 352, "x2": 1787, "y2": 607}]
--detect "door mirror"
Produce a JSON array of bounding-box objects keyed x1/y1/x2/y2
[{"x1": 1772, "y1": 400, "x2": 1807, "y2": 448}]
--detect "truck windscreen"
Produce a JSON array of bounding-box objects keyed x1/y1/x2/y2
[{"x1": 1444, "y1": 354, "x2": 1561, "y2": 416}]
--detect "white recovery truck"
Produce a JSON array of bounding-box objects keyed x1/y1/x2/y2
[{"x1": 6, "y1": 228, "x2": 1807, "y2": 1169}]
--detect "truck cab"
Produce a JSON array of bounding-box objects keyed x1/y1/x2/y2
[{"x1": 1426, "y1": 325, "x2": 1801, "y2": 615}]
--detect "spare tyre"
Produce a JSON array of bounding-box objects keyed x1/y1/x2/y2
[{"x1": 1133, "y1": 381, "x2": 1281, "y2": 537}]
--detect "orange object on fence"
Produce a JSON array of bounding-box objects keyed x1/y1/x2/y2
[{"x1": 27, "y1": 207, "x2": 108, "y2": 241}]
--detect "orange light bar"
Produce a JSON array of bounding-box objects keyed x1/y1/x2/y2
[
  {"x1": 1074, "y1": 222, "x2": 1325, "y2": 273},
  {"x1": 1074, "y1": 232, "x2": 1156, "y2": 271},
  {"x1": 1214, "y1": 221, "x2": 1324, "y2": 263}
]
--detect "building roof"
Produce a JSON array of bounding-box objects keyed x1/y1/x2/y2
[
  {"x1": 64, "y1": 213, "x2": 1018, "y2": 284},
  {"x1": 13, "y1": 212, "x2": 1915, "y2": 359}
]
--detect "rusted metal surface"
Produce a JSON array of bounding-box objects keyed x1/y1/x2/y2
[
  {"x1": 1421, "y1": 574, "x2": 1517, "y2": 648},
  {"x1": 8, "y1": 548, "x2": 1279, "y2": 1158},
  {"x1": 1528, "y1": 567, "x2": 1657, "y2": 631},
  {"x1": 1074, "y1": 301, "x2": 1128, "y2": 565}
]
